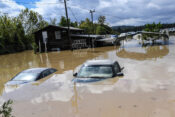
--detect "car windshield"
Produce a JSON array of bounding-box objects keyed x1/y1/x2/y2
[
  {"x1": 12, "y1": 73, "x2": 39, "y2": 81},
  {"x1": 77, "y1": 65, "x2": 113, "y2": 78}
]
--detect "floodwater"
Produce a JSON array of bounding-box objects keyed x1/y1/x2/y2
[{"x1": 0, "y1": 36, "x2": 175, "y2": 117}]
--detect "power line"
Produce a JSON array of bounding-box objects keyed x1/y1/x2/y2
[
  {"x1": 1, "y1": 0, "x2": 130, "y2": 23},
  {"x1": 95, "y1": 11, "x2": 124, "y2": 20},
  {"x1": 68, "y1": 7, "x2": 78, "y2": 22}
]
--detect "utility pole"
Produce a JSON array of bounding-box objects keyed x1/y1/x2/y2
[
  {"x1": 64, "y1": 0, "x2": 72, "y2": 50},
  {"x1": 89, "y1": 9, "x2": 95, "y2": 34}
]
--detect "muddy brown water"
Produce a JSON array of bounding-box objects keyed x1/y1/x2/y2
[{"x1": 0, "y1": 36, "x2": 175, "y2": 117}]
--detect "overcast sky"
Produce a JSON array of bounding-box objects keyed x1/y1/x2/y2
[{"x1": 1, "y1": 0, "x2": 175, "y2": 26}]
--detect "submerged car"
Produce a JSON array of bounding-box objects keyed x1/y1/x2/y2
[
  {"x1": 72, "y1": 60, "x2": 124, "y2": 83},
  {"x1": 6, "y1": 68, "x2": 57, "y2": 85}
]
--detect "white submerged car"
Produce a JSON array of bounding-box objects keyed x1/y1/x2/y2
[{"x1": 72, "y1": 59, "x2": 124, "y2": 83}]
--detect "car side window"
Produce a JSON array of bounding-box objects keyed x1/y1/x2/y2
[
  {"x1": 38, "y1": 69, "x2": 56, "y2": 80},
  {"x1": 49, "y1": 68, "x2": 56, "y2": 74},
  {"x1": 41, "y1": 70, "x2": 50, "y2": 78},
  {"x1": 46, "y1": 70, "x2": 51, "y2": 76}
]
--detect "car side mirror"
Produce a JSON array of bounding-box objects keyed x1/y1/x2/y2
[
  {"x1": 121, "y1": 67, "x2": 124, "y2": 71},
  {"x1": 116, "y1": 72, "x2": 124, "y2": 76},
  {"x1": 73, "y1": 73, "x2": 77, "y2": 77}
]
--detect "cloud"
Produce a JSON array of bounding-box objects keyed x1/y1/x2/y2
[
  {"x1": 93, "y1": 0, "x2": 175, "y2": 25},
  {"x1": 31, "y1": 0, "x2": 65, "y2": 21},
  {"x1": 31, "y1": 0, "x2": 95, "y2": 23},
  {"x1": 112, "y1": 18, "x2": 144, "y2": 26},
  {"x1": 1, "y1": 0, "x2": 175, "y2": 26},
  {"x1": 97, "y1": 1, "x2": 111, "y2": 9},
  {"x1": 147, "y1": 2, "x2": 161, "y2": 10},
  {"x1": 0, "y1": 0, "x2": 25, "y2": 17}
]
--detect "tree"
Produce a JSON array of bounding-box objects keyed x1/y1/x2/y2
[
  {"x1": 78, "y1": 16, "x2": 112, "y2": 35},
  {"x1": 144, "y1": 22, "x2": 162, "y2": 32},
  {"x1": 59, "y1": 16, "x2": 78, "y2": 27},
  {"x1": 0, "y1": 100, "x2": 14, "y2": 117},
  {"x1": 0, "y1": 15, "x2": 26, "y2": 53},
  {"x1": 79, "y1": 18, "x2": 93, "y2": 34},
  {"x1": 18, "y1": 8, "x2": 48, "y2": 35},
  {"x1": 98, "y1": 16, "x2": 106, "y2": 25},
  {"x1": 70, "y1": 21, "x2": 78, "y2": 27},
  {"x1": 96, "y1": 16, "x2": 112, "y2": 34},
  {"x1": 49, "y1": 18, "x2": 57, "y2": 25},
  {"x1": 103, "y1": 24, "x2": 113, "y2": 34},
  {"x1": 59, "y1": 16, "x2": 69, "y2": 26},
  {"x1": 155, "y1": 22, "x2": 162, "y2": 32},
  {"x1": 0, "y1": 8, "x2": 49, "y2": 54},
  {"x1": 96, "y1": 25, "x2": 106, "y2": 34},
  {"x1": 18, "y1": 8, "x2": 48, "y2": 49}
]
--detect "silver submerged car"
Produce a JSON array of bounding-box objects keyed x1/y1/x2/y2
[
  {"x1": 6, "y1": 68, "x2": 57, "y2": 85},
  {"x1": 72, "y1": 60, "x2": 124, "y2": 83}
]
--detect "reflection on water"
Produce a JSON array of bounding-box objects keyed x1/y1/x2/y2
[
  {"x1": 117, "y1": 46, "x2": 169, "y2": 60},
  {"x1": 0, "y1": 47, "x2": 116, "y2": 95},
  {"x1": 71, "y1": 83, "x2": 80, "y2": 114},
  {"x1": 0, "y1": 37, "x2": 175, "y2": 117}
]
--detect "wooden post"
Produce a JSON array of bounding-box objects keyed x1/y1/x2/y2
[
  {"x1": 39, "y1": 40, "x2": 41, "y2": 53},
  {"x1": 64, "y1": 0, "x2": 72, "y2": 51},
  {"x1": 44, "y1": 42, "x2": 47, "y2": 53},
  {"x1": 90, "y1": 9, "x2": 95, "y2": 34}
]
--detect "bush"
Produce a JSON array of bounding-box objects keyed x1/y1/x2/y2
[{"x1": 0, "y1": 100, "x2": 14, "y2": 117}]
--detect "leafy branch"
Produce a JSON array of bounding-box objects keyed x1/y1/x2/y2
[{"x1": 0, "y1": 100, "x2": 14, "y2": 117}]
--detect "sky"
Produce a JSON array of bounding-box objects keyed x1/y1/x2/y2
[{"x1": 0, "y1": 0, "x2": 175, "y2": 26}]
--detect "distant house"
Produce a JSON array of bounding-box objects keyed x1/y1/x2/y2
[
  {"x1": 34, "y1": 25, "x2": 83, "y2": 51},
  {"x1": 34, "y1": 25, "x2": 104, "y2": 51}
]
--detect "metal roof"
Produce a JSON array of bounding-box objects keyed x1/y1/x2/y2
[
  {"x1": 34, "y1": 25, "x2": 83, "y2": 33},
  {"x1": 84, "y1": 59, "x2": 116, "y2": 66}
]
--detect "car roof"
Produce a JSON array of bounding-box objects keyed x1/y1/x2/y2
[
  {"x1": 84, "y1": 59, "x2": 116, "y2": 66},
  {"x1": 22, "y1": 68, "x2": 50, "y2": 73}
]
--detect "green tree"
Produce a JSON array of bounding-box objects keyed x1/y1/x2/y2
[
  {"x1": 49, "y1": 18, "x2": 57, "y2": 25},
  {"x1": 103, "y1": 24, "x2": 113, "y2": 34},
  {"x1": 96, "y1": 25, "x2": 106, "y2": 34},
  {"x1": 18, "y1": 8, "x2": 48, "y2": 49},
  {"x1": 95, "y1": 16, "x2": 112, "y2": 34},
  {"x1": 18, "y1": 8, "x2": 48, "y2": 35},
  {"x1": 0, "y1": 15, "x2": 26, "y2": 53},
  {"x1": 0, "y1": 8, "x2": 48, "y2": 54},
  {"x1": 59, "y1": 16, "x2": 69, "y2": 26},
  {"x1": 70, "y1": 21, "x2": 78, "y2": 27},
  {"x1": 79, "y1": 18, "x2": 93, "y2": 34},
  {"x1": 144, "y1": 22, "x2": 162, "y2": 32},
  {"x1": 0, "y1": 100, "x2": 14, "y2": 117},
  {"x1": 98, "y1": 16, "x2": 106, "y2": 25}
]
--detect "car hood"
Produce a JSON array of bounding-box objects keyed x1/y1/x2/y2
[
  {"x1": 72, "y1": 77, "x2": 108, "y2": 83},
  {"x1": 6, "y1": 80, "x2": 30, "y2": 85}
]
